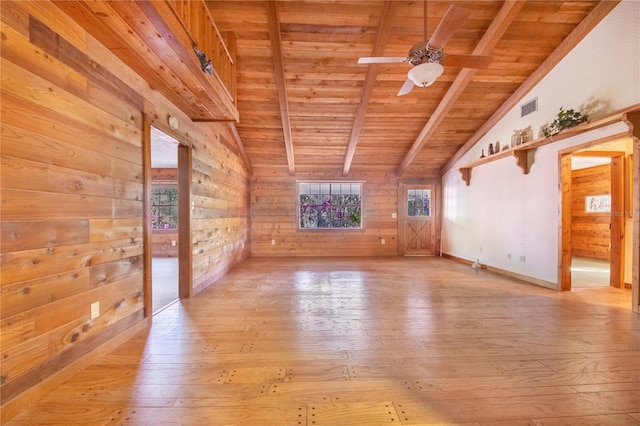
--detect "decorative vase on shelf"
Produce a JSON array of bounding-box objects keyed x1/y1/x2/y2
[
  {"x1": 524, "y1": 127, "x2": 533, "y2": 143},
  {"x1": 488, "y1": 143, "x2": 494, "y2": 155},
  {"x1": 480, "y1": 149, "x2": 486, "y2": 159},
  {"x1": 495, "y1": 141, "x2": 500, "y2": 152}
]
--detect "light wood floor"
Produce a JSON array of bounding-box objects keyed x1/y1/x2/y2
[{"x1": 8, "y1": 257, "x2": 640, "y2": 425}]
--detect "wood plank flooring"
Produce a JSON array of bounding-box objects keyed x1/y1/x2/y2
[{"x1": 7, "y1": 257, "x2": 640, "y2": 425}]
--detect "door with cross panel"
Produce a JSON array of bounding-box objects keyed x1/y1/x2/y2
[{"x1": 401, "y1": 184, "x2": 435, "y2": 255}]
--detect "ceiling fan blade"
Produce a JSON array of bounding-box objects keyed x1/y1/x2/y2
[
  {"x1": 358, "y1": 57, "x2": 407, "y2": 64},
  {"x1": 444, "y1": 54, "x2": 493, "y2": 69},
  {"x1": 427, "y1": 5, "x2": 470, "y2": 49},
  {"x1": 397, "y1": 78, "x2": 414, "y2": 96}
]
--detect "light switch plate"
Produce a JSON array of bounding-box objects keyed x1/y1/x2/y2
[{"x1": 91, "y1": 302, "x2": 100, "y2": 320}]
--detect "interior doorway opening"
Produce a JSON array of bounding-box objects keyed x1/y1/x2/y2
[
  {"x1": 560, "y1": 138, "x2": 633, "y2": 291},
  {"x1": 150, "y1": 126, "x2": 187, "y2": 313},
  {"x1": 569, "y1": 154, "x2": 612, "y2": 287}
]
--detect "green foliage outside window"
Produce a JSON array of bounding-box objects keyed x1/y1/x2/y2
[
  {"x1": 299, "y1": 182, "x2": 362, "y2": 229},
  {"x1": 407, "y1": 189, "x2": 431, "y2": 217},
  {"x1": 152, "y1": 187, "x2": 178, "y2": 230}
]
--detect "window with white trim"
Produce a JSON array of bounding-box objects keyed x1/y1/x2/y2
[
  {"x1": 151, "y1": 186, "x2": 178, "y2": 230},
  {"x1": 298, "y1": 182, "x2": 363, "y2": 229}
]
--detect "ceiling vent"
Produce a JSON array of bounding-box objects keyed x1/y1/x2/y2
[{"x1": 520, "y1": 98, "x2": 538, "y2": 117}]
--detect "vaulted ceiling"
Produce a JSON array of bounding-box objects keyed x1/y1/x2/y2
[{"x1": 207, "y1": 0, "x2": 614, "y2": 178}]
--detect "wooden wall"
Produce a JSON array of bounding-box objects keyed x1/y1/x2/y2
[
  {"x1": 152, "y1": 232, "x2": 178, "y2": 257},
  {"x1": 0, "y1": 1, "x2": 249, "y2": 415},
  {"x1": 251, "y1": 171, "x2": 399, "y2": 256},
  {"x1": 571, "y1": 164, "x2": 611, "y2": 261}
]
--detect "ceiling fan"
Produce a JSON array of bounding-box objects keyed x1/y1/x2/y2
[{"x1": 358, "y1": 3, "x2": 493, "y2": 96}]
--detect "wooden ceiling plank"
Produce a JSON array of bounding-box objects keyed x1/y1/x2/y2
[
  {"x1": 267, "y1": 0, "x2": 295, "y2": 175},
  {"x1": 210, "y1": 1, "x2": 604, "y2": 176},
  {"x1": 342, "y1": 2, "x2": 397, "y2": 176},
  {"x1": 396, "y1": 0, "x2": 525, "y2": 177},
  {"x1": 441, "y1": 0, "x2": 621, "y2": 175}
]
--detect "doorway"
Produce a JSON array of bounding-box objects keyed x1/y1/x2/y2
[
  {"x1": 149, "y1": 126, "x2": 192, "y2": 313},
  {"x1": 398, "y1": 183, "x2": 437, "y2": 256},
  {"x1": 560, "y1": 145, "x2": 629, "y2": 290}
]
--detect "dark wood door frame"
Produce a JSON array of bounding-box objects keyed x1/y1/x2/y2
[
  {"x1": 560, "y1": 148, "x2": 626, "y2": 290},
  {"x1": 557, "y1": 108, "x2": 640, "y2": 313},
  {"x1": 143, "y1": 117, "x2": 153, "y2": 319},
  {"x1": 177, "y1": 144, "x2": 192, "y2": 299},
  {"x1": 144, "y1": 119, "x2": 193, "y2": 320}
]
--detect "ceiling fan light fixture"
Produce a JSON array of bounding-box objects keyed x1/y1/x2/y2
[{"x1": 408, "y1": 62, "x2": 444, "y2": 88}]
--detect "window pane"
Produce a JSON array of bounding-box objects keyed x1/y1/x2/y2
[
  {"x1": 300, "y1": 194, "x2": 318, "y2": 228},
  {"x1": 152, "y1": 187, "x2": 178, "y2": 229},
  {"x1": 407, "y1": 188, "x2": 430, "y2": 217},
  {"x1": 299, "y1": 182, "x2": 362, "y2": 229}
]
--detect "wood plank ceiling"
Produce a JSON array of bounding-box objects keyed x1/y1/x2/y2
[{"x1": 207, "y1": 0, "x2": 612, "y2": 177}]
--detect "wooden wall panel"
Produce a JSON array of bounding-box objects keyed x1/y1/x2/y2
[
  {"x1": 571, "y1": 164, "x2": 611, "y2": 261},
  {"x1": 152, "y1": 232, "x2": 179, "y2": 257},
  {"x1": 152, "y1": 168, "x2": 178, "y2": 181},
  {"x1": 189, "y1": 142, "x2": 250, "y2": 291},
  {"x1": 1, "y1": 220, "x2": 90, "y2": 252},
  {"x1": 250, "y1": 171, "x2": 398, "y2": 257},
  {"x1": 0, "y1": 1, "x2": 249, "y2": 417}
]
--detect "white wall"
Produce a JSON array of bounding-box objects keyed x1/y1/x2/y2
[{"x1": 442, "y1": 0, "x2": 640, "y2": 286}]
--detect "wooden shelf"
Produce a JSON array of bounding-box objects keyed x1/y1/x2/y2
[
  {"x1": 459, "y1": 140, "x2": 542, "y2": 185},
  {"x1": 458, "y1": 104, "x2": 640, "y2": 186}
]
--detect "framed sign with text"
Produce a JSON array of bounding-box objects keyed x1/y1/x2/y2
[{"x1": 585, "y1": 194, "x2": 611, "y2": 213}]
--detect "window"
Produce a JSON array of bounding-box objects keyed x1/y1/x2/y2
[
  {"x1": 407, "y1": 188, "x2": 431, "y2": 217},
  {"x1": 151, "y1": 186, "x2": 178, "y2": 230},
  {"x1": 298, "y1": 182, "x2": 362, "y2": 229}
]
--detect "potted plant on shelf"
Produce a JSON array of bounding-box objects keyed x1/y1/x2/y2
[{"x1": 542, "y1": 106, "x2": 588, "y2": 138}]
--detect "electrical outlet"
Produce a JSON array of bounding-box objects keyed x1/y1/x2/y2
[
  {"x1": 90, "y1": 302, "x2": 100, "y2": 320},
  {"x1": 380, "y1": 238, "x2": 386, "y2": 245},
  {"x1": 391, "y1": 212, "x2": 397, "y2": 219},
  {"x1": 519, "y1": 255, "x2": 526, "y2": 262},
  {"x1": 171, "y1": 240, "x2": 177, "y2": 247},
  {"x1": 271, "y1": 239, "x2": 276, "y2": 246}
]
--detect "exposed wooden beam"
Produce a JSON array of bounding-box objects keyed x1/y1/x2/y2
[
  {"x1": 267, "y1": 1, "x2": 295, "y2": 175},
  {"x1": 343, "y1": 2, "x2": 397, "y2": 176},
  {"x1": 396, "y1": 0, "x2": 525, "y2": 177},
  {"x1": 441, "y1": 0, "x2": 621, "y2": 175}
]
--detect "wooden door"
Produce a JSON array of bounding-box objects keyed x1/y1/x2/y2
[{"x1": 400, "y1": 184, "x2": 435, "y2": 255}]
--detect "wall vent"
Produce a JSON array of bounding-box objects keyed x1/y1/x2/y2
[{"x1": 520, "y1": 98, "x2": 538, "y2": 117}]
